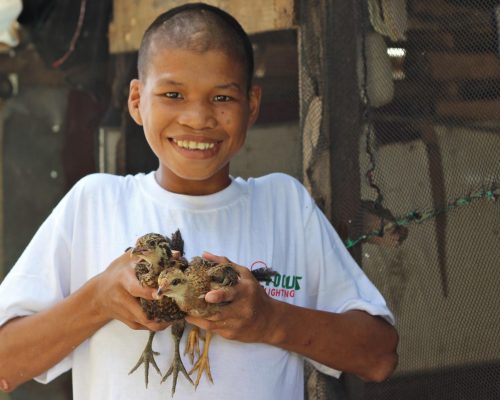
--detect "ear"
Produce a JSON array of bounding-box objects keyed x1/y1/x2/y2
[
  {"x1": 128, "y1": 79, "x2": 143, "y2": 126},
  {"x1": 247, "y1": 84, "x2": 262, "y2": 128}
]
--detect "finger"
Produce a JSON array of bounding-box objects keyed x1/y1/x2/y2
[
  {"x1": 203, "y1": 310, "x2": 224, "y2": 322},
  {"x1": 132, "y1": 286, "x2": 157, "y2": 301},
  {"x1": 119, "y1": 249, "x2": 140, "y2": 263},
  {"x1": 122, "y1": 319, "x2": 168, "y2": 331},
  {"x1": 231, "y1": 264, "x2": 254, "y2": 278},
  {"x1": 185, "y1": 315, "x2": 212, "y2": 331},
  {"x1": 123, "y1": 271, "x2": 157, "y2": 300},
  {"x1": 122, "y1": 320, "x2": 144, "y2": 330},
  {"x1": 126, "y1": 303, "x2": 170, "y2": 331},
  {"x1": 142, "y1": 320, "x2": 170, "y2": 332},
  {"x1": 128, "y1": 284, "x2": 157, "y2": 301},
  {"x1": 201, "y1": 251, "x2": 231, "y2": 264},
  {"x1": 185, "y1": 316, "x2": 240, "y2": 339},
  {"x1": 118, "y1": 296, "x2": 148, "y2": 322},
  {"x1": 205, "y1": 288, "x2": 235, "y2": 304}
]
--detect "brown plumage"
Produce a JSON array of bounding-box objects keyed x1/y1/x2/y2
[
  {"x1": 128, "y1": 232, "x2": 192, "y2": 395},
  {"x1": 130, "y1": 231, "x2": 276, "y2": 394},
  {"x1": 157, "y1": 257, "x2": 239, "y2": 317},
  {"x1": 156, "y1": 256, "x2": 275, "y2": 388}
]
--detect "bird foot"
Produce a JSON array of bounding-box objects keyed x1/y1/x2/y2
[
  {"x1": 184, "y1": 326, "x2": 201, "y2": 364},
  {"x1": 189, "y1": 333, "x2": 214, "y2": 389},
  {"x1": 161, "y1": 350, "x2": 194, "y2": 396},
  {"x1": 189, "y1": 352, "x2": 213, "y2": 388},
  {"x1": 129, "y1": 332, "x2": 161, "y2": 388}
]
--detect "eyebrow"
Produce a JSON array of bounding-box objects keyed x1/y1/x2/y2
[
  {"x1": 215, "y1": 82, "x2": 242, "y2": 91},
  {"x1": 156, "y1": 78, "x2": 184, "y2": 86},
  {"x1": 155, "y1": 78, "x2": 242, "y2": 91}
]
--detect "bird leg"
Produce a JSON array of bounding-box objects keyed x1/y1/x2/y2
[
  {"x1": 189, "y1": 329, "x2": 214, "y2": 388},
  {"x1": 161, "y1": 320, "x2": 193, "y2": 396},
  {"x1": 129, "y1": 330, "x2": 161, "y2": 388},
  {"x1": 184, "y1": 325, "x2": 201, "y2": 364}
]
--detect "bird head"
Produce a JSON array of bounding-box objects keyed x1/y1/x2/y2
[
  {"x1": 132, "y1": 233, "x2": 172, "y2": 266},
  {"x1": 156, "y1": 269, "x2": 189, "y2": 303}
]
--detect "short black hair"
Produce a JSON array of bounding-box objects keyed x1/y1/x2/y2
[{"x1": 137, "y1": 3, "x2": 254, "y2": 90}]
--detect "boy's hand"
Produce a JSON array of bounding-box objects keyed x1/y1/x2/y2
[
  {"x1": 92, "y1": 251, "x2": 170, "y2": 332},
  {"x1": 185, "y1": 252, "x2": 278, "y2": 344}
]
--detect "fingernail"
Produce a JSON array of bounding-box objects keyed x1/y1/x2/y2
[
  {"x1": 0, "y1": 379, "x2": 9, "y2": 391},
  {"x1": 171, "y1": 250, "x2": 180, "y2": 259},
  {"x1": 205, "y1": 292, "x2": 218, "y2": 303}
]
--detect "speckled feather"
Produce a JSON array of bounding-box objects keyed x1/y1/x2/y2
[{"x1": 132, "y1": 233, "x2": 186, "y2": 322}]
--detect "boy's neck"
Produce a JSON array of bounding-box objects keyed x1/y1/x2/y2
[{"x1": 154, "y1": 168, "x2": 232, "y2": 195}]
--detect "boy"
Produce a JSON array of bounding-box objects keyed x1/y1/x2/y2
[{"x1": 0, "y1": 3, "x2": 398, "y2": 399}]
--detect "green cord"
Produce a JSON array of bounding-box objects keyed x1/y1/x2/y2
[{"x1": 345, "y1": 186, "x2": 498, "y2": 249}]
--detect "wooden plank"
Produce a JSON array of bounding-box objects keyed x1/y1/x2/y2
[
  {"x1": 427, "y1": 52, "x2": 500, "y2": 80},
  {"x1": 109, "y1": 0, "x2": 296, "y2": 54},
  {"x1": 436, "y1": 99, "x2": 500, "y2": 120}
]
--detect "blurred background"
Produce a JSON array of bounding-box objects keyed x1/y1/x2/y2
[{"x1": 0, "y1": 0, "x2": 499, "y2": 399}]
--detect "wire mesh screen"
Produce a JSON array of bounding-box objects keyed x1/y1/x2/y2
[{"x1": 300, "y1": 1, "x2": 500, "y2": 399}]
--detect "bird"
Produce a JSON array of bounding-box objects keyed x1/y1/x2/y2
[
  {"x1": 128, "y1": 231, "x2": 193, "y2": 395},
  {"x1": 156, "y1": 256, "x2": 276, "y2": 388}
]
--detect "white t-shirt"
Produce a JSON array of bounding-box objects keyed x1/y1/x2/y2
[{"x1": 0, "y1": 172, "x2": 394, "y2": 400}]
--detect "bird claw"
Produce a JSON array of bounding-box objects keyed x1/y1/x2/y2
[
  {"x1": 161, "y1": 351, "x2": 194, "y2": 396},
  {"x1": 189, "y1": 331, "x2": 214, "y2": 388},
  {"x1": 129, "y1": 332, "x2": 161, "y2": 388},
  {"x1": 189, "y1": 351, "x2": 213, "y2": 389}
]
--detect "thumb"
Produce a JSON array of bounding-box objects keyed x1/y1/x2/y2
[
  {"x1": 205, "y1": 288, "x2": 234, "y2": 304},
  {"x1": 202, "y1": 251, "x2": 232, "y2": 264}
]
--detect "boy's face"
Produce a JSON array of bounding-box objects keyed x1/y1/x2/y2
[{"x1": 128, "y1": 47, "x2": 261, "y2": 195}]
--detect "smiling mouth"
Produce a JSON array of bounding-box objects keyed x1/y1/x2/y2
[{"x1": 172, "y1": 138, "x2": 216, "y2": 150}]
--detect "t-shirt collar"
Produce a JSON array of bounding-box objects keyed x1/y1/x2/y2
[{"x1": 139, "y1": 171, "x2": 246, "y2": 210}]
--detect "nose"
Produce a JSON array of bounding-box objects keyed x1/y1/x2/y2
[{"x1": 178, "y1": 100, "x2": 217, "y2": 130}]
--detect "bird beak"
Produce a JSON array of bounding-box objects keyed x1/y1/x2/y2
[{"x1": 156, "y1": 287, "x2": 163, "y2": 297}]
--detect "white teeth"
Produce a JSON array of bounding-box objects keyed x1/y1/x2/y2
[{"x1": 173, "y1": 139, "x2": 215, "y2": 150}]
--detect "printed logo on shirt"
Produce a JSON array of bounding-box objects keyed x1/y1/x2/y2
[{"x1": 260, "y1": 272, "x2": 303, "y2": 299}]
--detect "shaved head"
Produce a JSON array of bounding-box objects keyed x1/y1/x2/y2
[{"x1": 138, "y1": 3, "x2": 254, "y2": 90}]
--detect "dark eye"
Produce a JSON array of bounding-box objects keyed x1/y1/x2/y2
[
  {"x1": 171, "y1": 278, "x2": 181, "y2": 286},
  {"x1": 214, "y1": 95, "x2": 232, "y2": 102},
  {"x1": 148, "y1": 240, "x2": 156, "y2": 246},
  {"x1": 165, "y1": 92, "x2": 183, "y2": 99}
]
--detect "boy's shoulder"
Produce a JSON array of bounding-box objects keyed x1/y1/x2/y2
[
  {"x1": 74, "y1": 172, "x2": 144, "y2": 190},
  {"x1": 68, "y1": 172, "x2": 147, "y2": 201},
  {"x1": 248, "y1": 172, "x2": 306, "y2": 195},
  {"x1": 245, "y1": 172, "x2": 314, "y2": 207},
  {"x1": 248, "y1": 172, "x2": 302, "y2": 189}
]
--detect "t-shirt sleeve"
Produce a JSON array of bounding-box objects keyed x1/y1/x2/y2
[
  {"x1": 302, "y1": 200, "x2": 395, "y2": 377},
  {"x1": 0, "y1": 190, "x2": 75, "y2": 383}
]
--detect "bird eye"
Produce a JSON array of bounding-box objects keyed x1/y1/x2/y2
[
  {"x1": 148, "y1": 240, "x2": 156, "y2": 246},
  {"x1": 171, "y1": 278, "x2": 181, "y2": 286}
]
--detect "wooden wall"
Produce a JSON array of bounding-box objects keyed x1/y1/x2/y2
[{"x1": 109, "y1": 0, "x2": 296, "y2": 53}]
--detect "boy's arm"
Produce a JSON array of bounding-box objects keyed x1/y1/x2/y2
[
  {"x1": 0, "y1": 252, "x2": 168, "y2": 392},
  {"x1": 185, "y1": 254, "x2": 399, "y2": 382}
]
